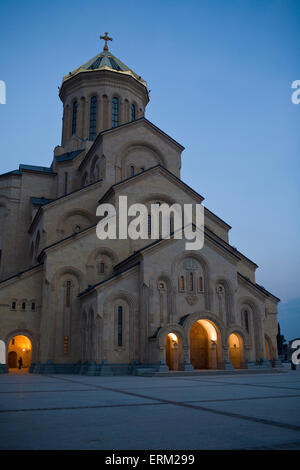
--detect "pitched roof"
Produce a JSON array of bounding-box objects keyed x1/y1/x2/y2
[
  {"x1": 55, "y1": 149, "x2": 84, "y2": 162},
  {"x1": 19, "y1": 164, "x2": 55, "y2": 174}
]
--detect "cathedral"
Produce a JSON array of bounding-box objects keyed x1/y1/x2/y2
[{"x1": 0, "y1": 34, "x2": 281, "y2": 375}]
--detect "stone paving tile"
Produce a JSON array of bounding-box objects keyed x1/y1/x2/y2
[
  {"x1": 0, "y1": 402, "x2": 299, "y2": 450},
  {"x1": 190, "y1": 396, "x2": 300, "y2": 427},
  {"x1": 0, "y1": 370, "x2": 299, "y2": 449}
]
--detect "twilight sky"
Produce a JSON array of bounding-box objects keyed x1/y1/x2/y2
[{"x1": 0, "y1": 0, "x2": 299, "y2": 339}]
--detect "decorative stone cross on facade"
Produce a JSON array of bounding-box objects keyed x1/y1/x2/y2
[{"x1": 100, "y1": 32, "x2": 113, "y2": 51}]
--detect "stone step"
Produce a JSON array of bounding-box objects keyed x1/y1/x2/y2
[
  {"x1": 150, "y1": 368, "x2": 288, "y2": 378},
  {"x1": 135, "y1": 368, "x2": 157, "y2": 376}
]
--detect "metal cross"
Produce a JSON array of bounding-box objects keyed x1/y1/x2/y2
[{"x1": 100, "y1": 32, "x2": 112, "y2": 51}]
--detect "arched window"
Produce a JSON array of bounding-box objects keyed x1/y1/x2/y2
[
  {"x1": 99, "y1": 262, "x2": 105, "y2": 274},
  {"x1": 199, "y1": 276, "x2": 204, "y2": 292},
  {"x1": 66, "y1": 280, "x2": 71, "y2": 307},
  {"x1": 117, "y1": 306, "x2": 123, "y2": 347},
  {"x1": 189, "y1": 272, "x2": 194, "y2": 291},
  {"x1": 131, "y1": 104, "x2": 136, "y2": 121},
  {"x1": 21, "y1": 302, "x2": 26, "y2": 310},
  {"x1": 89, "y1": 96, "x2": 97, "y2": 140},
  {"x1": 244, "y1": 310, "x2": 249, "y2": 333},
  {"x1": 11, "y1": 301, "x2": 16, "y2": 310},
  {"x1": 112, "y1": 97, "x2": 119, "y2": 128},
  {"x1": 72, "y1": 101, "x2": 78, "y2": 135},
  {"x1": 179, "y1": 276, "x2": 185, "y2": 291},
  {"x1": 130, "y1": 165, "x2": 135, "y2": 177}
]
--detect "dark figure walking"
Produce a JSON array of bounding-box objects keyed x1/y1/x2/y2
[{"x1": 18, "y1": 357, "x2": 23, "y2": 370}]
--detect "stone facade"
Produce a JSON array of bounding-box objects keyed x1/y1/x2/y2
[{"x1": 0, "y1": 42, "x2": 280, "y2": 374}]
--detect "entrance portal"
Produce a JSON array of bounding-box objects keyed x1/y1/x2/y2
[
  {"x1": 165, "y1": 333, "x2": 181, "y2": 370},
  {"x1": 228, "y1": 333, "x2": 244, "y2": 369},
  {"x1": 8, "y1": 335, "x2": 32, "y2": 371},
  {"x1": 190, "y1": 319, "x2": 218, "y2": 369}
]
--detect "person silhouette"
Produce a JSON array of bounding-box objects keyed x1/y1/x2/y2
[{"x1": 18, "y1": 357, "x2": 23, "y2": 370}]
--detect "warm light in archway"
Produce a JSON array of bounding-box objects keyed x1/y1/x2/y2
[
  {"x1": 197, "y1": 320, "x2": 217, "y2": 341},
  {"x1": 9, "y1": 335, "x2": 32, "y2": 350},
  {"x1": 168, "y1": 333, "x2": 178, "y2": 342},
  {"x1": 229, "y1": 333, "x2": 240, "y2": 348}
]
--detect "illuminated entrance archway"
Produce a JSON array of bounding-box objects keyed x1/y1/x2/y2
[
  {"x1": 228, "y1": 333, "x2": 244, "y2": 369},
  {"x1": 165, "y1": 333, "x2": 182, "y2": 371},
  {"x1": 264, "y1": 335, "x2": 274, "y2": 360},
  {"x1": 8, "y1": 335, "x2": 32, "y2": 370},
  {"x1": 190, "y1": 319, "x2": 219, "y2": 369}
]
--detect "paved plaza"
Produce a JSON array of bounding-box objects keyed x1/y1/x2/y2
[{"x1": 0, "y1": 367, "x2": 300, "y2": 450}]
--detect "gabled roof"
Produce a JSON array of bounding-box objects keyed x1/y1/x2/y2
[
  {"x1": 0, "y1": 165, "x2": 55, "y2": 178},
  {"x1": 0, "y1": 169, "x2": 21, "y2": 178},
  {"x1": 79, "y1": 117, "x2": 185, "y2": 171},
  {"x1": 78, "y1": 227, "x2": 241, "y2": 298},
  {"x1": 28, "y1": 178, "x2": 103, "y2": 234},
  {"x1": 238, "y1": 272, "x2": 280, "y2": 302},
  {"x1": 98, "y1": 164, "x2": 205, "y2": 204},
  {"x1": 0, "y1": 263, "x2": 43, "y2": 287},
  {"x1": 78, "y1": 262, "x2": 140, "y2": 297},
  {"x1": 19, "y1": 164, "x2": 55, "y2": 174}
]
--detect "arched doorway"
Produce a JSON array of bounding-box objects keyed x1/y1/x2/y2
[
  {"x1": 264, "y1": 335, "x2": 273, "y2": 360},
  {"x1": 190, "y1": 319, "x2": 218, "y2": 369},
  {"x1": 8, "y1": 335, "x2": 32, "y2": 371},
  {"x1": 165, "y1": 333, "x2": 181, "y2": 371},
  {"x1": 0, "y1": 340, "x2": 6, "y2": 365},
  {"x1": 228, "y1": 333, "x2": 244, "y2": 369}
]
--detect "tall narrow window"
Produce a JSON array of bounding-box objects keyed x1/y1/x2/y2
[
  {"x1": 130, "y1": 165, "x2": 135, "y2": 177},
  {"x1": 117, "y1": 306, "x2": 123, "y2": 347},
  {"x1": 89, "y1": 96, "x2": 97, "y2": 140},
  {"x1": 99, "y1": 262, "x2": 105, "y2": 274},
  {"x1": 189, "y1": 272, "x2": 194, "y2": 291},
  {"x1": 72, "y1": 101, "x2": 78, "y2": 135},
  {"x1": 11, "y1": 301, "x2": 16, "y2": 310},
  {"x1": 179, "y1": 276, "x2": 185, "y2": 291},
  {"x1": 64, "y1": 336, "x2": 69, "y2": 355},
  {"x1": 148, "y1": 215, "x2": 151, "y2": 237},
  {"x1": 112, "y1": 97, "x2": 119, "y2": 128},
  {"x1": 66, "y1": 280, "x2": 71, "y2": 307},
  {"x1": 244, "y1": 310, "x2": 249, "y2": 333},
  {"x1": 199, "y1": 276, "x2": 203, "y2": 292},
  {"x1": 131, "y1": 104, "x2": 136, "y2": 121}
]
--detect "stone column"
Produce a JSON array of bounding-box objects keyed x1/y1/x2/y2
[
  {"x1": 182, "y1": 346, "x2": 194, "y2": 371},
  {"x1": 224, "y1": 347, "x2": 234, "y2": 370}
]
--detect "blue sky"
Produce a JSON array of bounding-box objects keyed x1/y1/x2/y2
[{"x1": 0, "y1": 0, "x2": 299, "y2": 339}]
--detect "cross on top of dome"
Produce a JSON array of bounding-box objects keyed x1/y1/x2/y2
[{"x1": 100, "y1": 32, "x2": 112, "y2": 51}]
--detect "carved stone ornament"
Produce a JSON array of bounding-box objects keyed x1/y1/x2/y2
[{"x1": 185, "y1": 295, "x2": 198, "y2": 306}]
